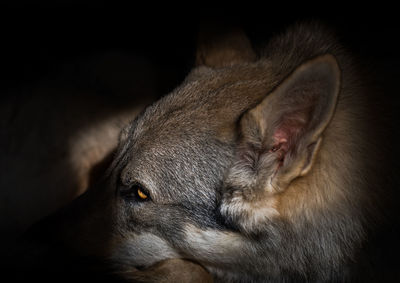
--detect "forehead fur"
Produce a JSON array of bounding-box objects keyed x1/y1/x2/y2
[
  {"x1": 130, "y1": 65, "x2": 273, "y2": 147},
  {"x1": 129, "y1": 23, "x2": 343, "y2": 146},
  {"x1": 120, "y1": 22, "x2": 346, "y2": 201}
]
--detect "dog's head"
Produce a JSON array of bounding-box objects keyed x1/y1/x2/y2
[
  {"x1": 100, "y1": 25, "x2": 346, "y2": 280},
  {"x1": 22, "y1": 24, "x2": 374, "y2": 283}
]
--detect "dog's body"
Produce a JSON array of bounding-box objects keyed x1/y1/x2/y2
[{"x1": 17, "y1": 23, "x2": 398, "y2": 282}]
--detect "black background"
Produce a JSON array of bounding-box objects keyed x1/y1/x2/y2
[
  {"x1": 1, "y1": 2, "x2": 400, "y2": 281},
  {"x1": 2, "y1": 3, "x2": 399, "y2": 97}
]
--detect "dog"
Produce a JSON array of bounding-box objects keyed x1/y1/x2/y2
[{"x1": 17, "y1": 22, "x2": 399, "y2": 282}]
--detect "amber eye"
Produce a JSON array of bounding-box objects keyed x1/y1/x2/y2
[
  {"x1": 136, "y1": 186, "x2": 148, "y2": 200},
  {"x1": 120, "y1": 182, "x2": 150, "y2": 202}
]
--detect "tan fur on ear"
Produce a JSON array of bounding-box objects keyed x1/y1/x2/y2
[
  {"x1": 121, "y1": 258, "x2": 213, "y2": 283},
  {"x1": 242, "y1": 54, "x2": 340, "y2": 193},
  {"x1": 196, "y1": 25, "x2": 256, "y2": 67},
  {"x1": 220, "y1": 54, "x2": 341, "y2": 234}
]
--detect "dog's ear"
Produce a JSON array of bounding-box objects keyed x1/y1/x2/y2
[
  {"x1": 220, "y1": 55, "x2": 341, "y2": 234},
  {"x1": 196, "y1": 25, "x2": 256, "y2": 67}
]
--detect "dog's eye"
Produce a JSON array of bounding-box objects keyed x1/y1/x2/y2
[
  {"x1": 120, "y1": 183, "x2": 150, "y2": 202},
  {"x1": 136, "y1": 186, "x2": 149, "y2": 200}
]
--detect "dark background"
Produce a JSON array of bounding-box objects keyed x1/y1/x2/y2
[
  {"x1": 1, "y1": 3, "x2": 400, "y2": 281},
  {"x1": 1, "y1": 3, "x2": 399, "y2": 97}
]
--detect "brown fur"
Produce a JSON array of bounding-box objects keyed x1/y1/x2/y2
[
  {"x1": 13, "y1": 23, "x2": 398, "y2": 282},
  {"x1": 121, "y1": 259, "x2": 213, "y2": 283}
]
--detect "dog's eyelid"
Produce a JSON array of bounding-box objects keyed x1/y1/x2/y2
[
  {"x1": 118, "y1": 176, "x2": 154, "y2": 201},
  {"x1": 132, "y1": 183, "x2": 151, "y2": 201},
  {"x1": 133, "y1": 180, "x2": 156, "y2": 199}
]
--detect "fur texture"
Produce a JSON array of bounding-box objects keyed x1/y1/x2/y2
[
  {"x1": 103, "y1": 23, "x2": 392, "y2": 281},
  {"x1": 22, "y1": 22, "x2": 396, "y2": 282}
]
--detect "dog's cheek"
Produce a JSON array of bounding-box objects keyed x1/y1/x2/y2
[
  {"x1": 182, "y1": 224, "x2": 245, "y2": 261},
  {"x1": 110, "y1": 232, "x2": 180, "y2": 270}
]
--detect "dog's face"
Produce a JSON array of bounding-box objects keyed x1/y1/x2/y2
[
  {"x1": 22, "y1": 25, "x2": 389, "y2": 282},
  {"x1": 60, "y1": 26, "x2": 357, "y2": 282},
  {"x1": 108, "y1": 66, "x2": 248, "y2": 269},
  {"x1": 105, "y1": 46, "x2": 341, "y2": 279}
]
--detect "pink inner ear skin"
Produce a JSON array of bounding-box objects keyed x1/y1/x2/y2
[
  {"x1": 273, "y1": 108, "x2": 311, "y2": 154},
  {"x1": 272, "y1": 129, "x2": 289, "y2": 153},
  {"x1": 269, "y1": 140, "x2": 287, "y2": 153},
  {"x1": 269, "y1": 137, "x2": 287, "y2": 181},
  {"x1": 269, "y1": 133, "x2": 288, "y2": 167}
]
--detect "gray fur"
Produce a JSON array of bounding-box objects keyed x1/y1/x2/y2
[{"x1": 91, "y1": 23, "x2": 391, "y2": 282}]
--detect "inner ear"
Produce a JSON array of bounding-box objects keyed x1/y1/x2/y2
[
  {"x1": 271, "y1": 106, "x2": 312, "y2": 150},
  {"x1": 239, "y1": 54, "x2": 341, "y2": 191},
  {"x1": 267, "y1": 85, "x2": 324, "y2": 164}
]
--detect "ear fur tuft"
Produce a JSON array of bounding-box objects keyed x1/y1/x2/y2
[{"x1": 220, "y1": 54, "x2": 341, "y2": 234}]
